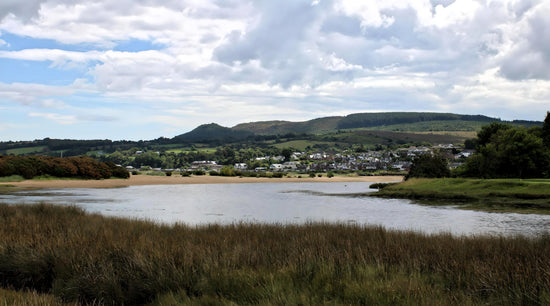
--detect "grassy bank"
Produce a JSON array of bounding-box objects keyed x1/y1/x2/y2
[
  {"x1": 372, "y1": 178, "x2": 550, "y2": 214},
  {"x1": 1, "y1": 204, "x2": 549, "y2": 305}
]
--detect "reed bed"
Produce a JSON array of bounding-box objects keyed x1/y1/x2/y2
[{"x1": 1, "y1": 203, "x2": 549, "y2": 305}]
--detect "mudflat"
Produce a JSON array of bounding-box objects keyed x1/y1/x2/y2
[{"x1": 5, "y1": 175, "x2": 404, "y2": 188}]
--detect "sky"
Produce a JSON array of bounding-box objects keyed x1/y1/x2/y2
[{"x1": 1, "y1": 0, "x2": 549, "y2": 141}]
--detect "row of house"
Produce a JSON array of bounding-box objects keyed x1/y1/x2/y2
[{"x1": 134, "y1": 145, "x2": 473, "y2": 173}]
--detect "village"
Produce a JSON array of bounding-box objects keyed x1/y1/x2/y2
[{"x1": 123, "y1": 144, "x2": 474, "y2": 175}]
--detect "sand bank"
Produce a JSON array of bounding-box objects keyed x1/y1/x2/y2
[{"x1": 4, "y1": 175, "x2": 404, "y2": 188}]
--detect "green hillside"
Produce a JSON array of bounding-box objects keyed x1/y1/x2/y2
[
  {"x1": 173, "y1": 123, "x2": 253, "y2": 142},
  {"x1": 230, "y1": 112, "x2": 540, "y2": 136},
  {"x1": 336, "y1": 112, "x2": 495, "y2": 129},
  {"x1": 232, "y1": 116, "x2": 342, "y2": 135}
]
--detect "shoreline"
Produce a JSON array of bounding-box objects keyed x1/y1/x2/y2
[{"x1": 4, "y1": 174, "x2": 404, "y2": 189}]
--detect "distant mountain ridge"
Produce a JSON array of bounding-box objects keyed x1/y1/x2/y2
[{"x1": 173, "y1": 112, "x2": 542, "y2": 142}]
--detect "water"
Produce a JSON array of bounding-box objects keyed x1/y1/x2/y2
[{"x1": 2, "y1": 182, "x2": 550, "y2": 237}]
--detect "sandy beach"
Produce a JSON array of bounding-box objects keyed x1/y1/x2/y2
[{"x1": 4, "y1": 174, "x2": 404, "y2": 188}]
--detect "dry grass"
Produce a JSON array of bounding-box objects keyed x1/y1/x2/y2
[{"x1": 1, "y1": 203, "x2": 549, "y2": 305}]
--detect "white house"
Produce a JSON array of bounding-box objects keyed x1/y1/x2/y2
[{"x1": 234, "y1": 163, "x2": 248, "y2": 170}]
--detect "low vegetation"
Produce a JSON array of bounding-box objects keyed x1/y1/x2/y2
[
  {"x1": 1, "y1": 203, "x2": 549, "y2": 305},
  {"x1": 372, "y1": 178, "x2": 550, "y2": 214},
  {"x1": 0, "y1": 175, "x2": 24, "y2": 182},
  {"x1": 0, "y1": 155, "x2": 129, "y2": 180}
]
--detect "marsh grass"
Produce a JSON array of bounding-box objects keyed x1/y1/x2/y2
[
  {"x1": 373, "y1": 178, "x2": 550, "y2": 213},
  {"x1": 1, "y1": 203, "x2": 549, "y2": 305},
  {"x1": 0, "y1": 287, "x2": 75, "y2": 306},
  {"x1": 0, "y1": 175, "x2": 24, "y2": 183}
]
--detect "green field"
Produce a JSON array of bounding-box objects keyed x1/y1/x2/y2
[
  {"x1": 372, "y1": 178, "x2": 550, "y2": 214},
  {"x1": 4, "y1": 146, "x2": 47, "y2": 155},
  {"x1": 272, "y1": 140, "x2": 336, "y2": 150},
  {"x1": 1, "y1": 203, "x2": 549, "y2": 305}
]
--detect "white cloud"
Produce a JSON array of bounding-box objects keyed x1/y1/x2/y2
[
  {"x1": 0, "y1": 82, "x2": 76, "y2": 105},
  {"x1": 0, "y1": 0, "x2": 549, "y2": 140},
  {"x1": 498, "y1": 1, "x2": 550, "y2": 80},
  {"x1": 29, "y1": 112, "x2": 78, "y2": 125},
  {"x1": 450, "y1": 68, "x2": 550, "y2": 119}
]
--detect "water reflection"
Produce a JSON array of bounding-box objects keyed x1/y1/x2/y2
[{"x1": 1, "y1": 182, "x2": 549, "y2": 237}]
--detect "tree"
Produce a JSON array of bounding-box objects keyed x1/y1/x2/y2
[
  {"x1": 406, "y1": 154, "x2": 450, "y2": 180},
  {"x1": 490, "y1": 128, "x2": 548, "y2": 178},
  {"x1": 543, "y1": 111, "x2": 550, "y2": 148},
  {"x1": 476, "y1": 122, "x2": 512, "y2": 148},
  {"x1": 281, "y1": 148, "x2": 293, "y2": 161},
  {"x1": 460, "y1": 124, "x2": 549, "y2": 178}
]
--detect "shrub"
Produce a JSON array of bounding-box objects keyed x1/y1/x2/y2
[
  {"x1": 220, "y1": 166, "x2": 236, "y2": 177},
  {"x1": 165, "y1": 171, "x2": 172, "y2": 177},
  {"x1": 146, "y1": 171, "x2": 165, "y2": 176},
  {"x1": 327, "y1": 171, "x2": 334, "y2": 178},
  {"x1": 309, "y1": 173, "x2": 316, "y2": 178},
  {"x1": 0, "y1": 155, "x2": 129, "y2": 179}
]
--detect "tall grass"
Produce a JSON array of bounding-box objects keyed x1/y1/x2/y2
[
  {"x1": 1, "y1": 203, "x2": 549, "y2": 305},
  {"x1": 0, "y1": 288, "x2": 75, "y2": 305}
]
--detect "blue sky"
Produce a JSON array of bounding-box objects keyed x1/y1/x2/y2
[{"x1": 1, "y1": 0, "x2": 549, "y2": 141}]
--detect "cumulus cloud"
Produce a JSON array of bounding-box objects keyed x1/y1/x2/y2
[
  {"x1": 0, "y1": 0, "x2": 549, "y2": 140},
  {"x1": 498, "y1": 2, "x2": 550, "y2": 80},
  {"x1": 0, "y1": 0, "x2": 45, "y2": 20}
]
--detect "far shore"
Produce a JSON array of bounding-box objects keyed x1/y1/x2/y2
[{"x1": 4, "y1": 174, "x2": 404, "y2": 189}]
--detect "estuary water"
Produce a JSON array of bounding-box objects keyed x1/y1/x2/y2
[{"x1": 2, "y1": 182, "x2": 550, "y2": 237}]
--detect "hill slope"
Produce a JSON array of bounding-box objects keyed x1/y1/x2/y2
[
  {"x1": 232, "y1": 116, "x2": 342, "y2": 135},
  {"x1": 230, "y1": 112, "x2": 541, "y2": 136},
  {"x1": 173, "y1": 123, "x2": 253, "y2": 142}
]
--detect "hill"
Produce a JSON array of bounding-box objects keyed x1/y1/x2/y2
[
  {"x1": 230, "y1": 112, "x2": 540, "y2": 136},
  {"x1": 173, "y1": 123, "x2": 253, "y2": 142},
  {"x1": 232, "y1": 116, "x2": 342, "y2": 135}
]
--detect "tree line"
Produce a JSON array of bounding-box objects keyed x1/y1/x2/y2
[
  {"x1": 0, "y1": 155, "x2": 129, "y2": 179},
  {"x1": 408, "y1": 112, "x2": 550, "y2": 179}
]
